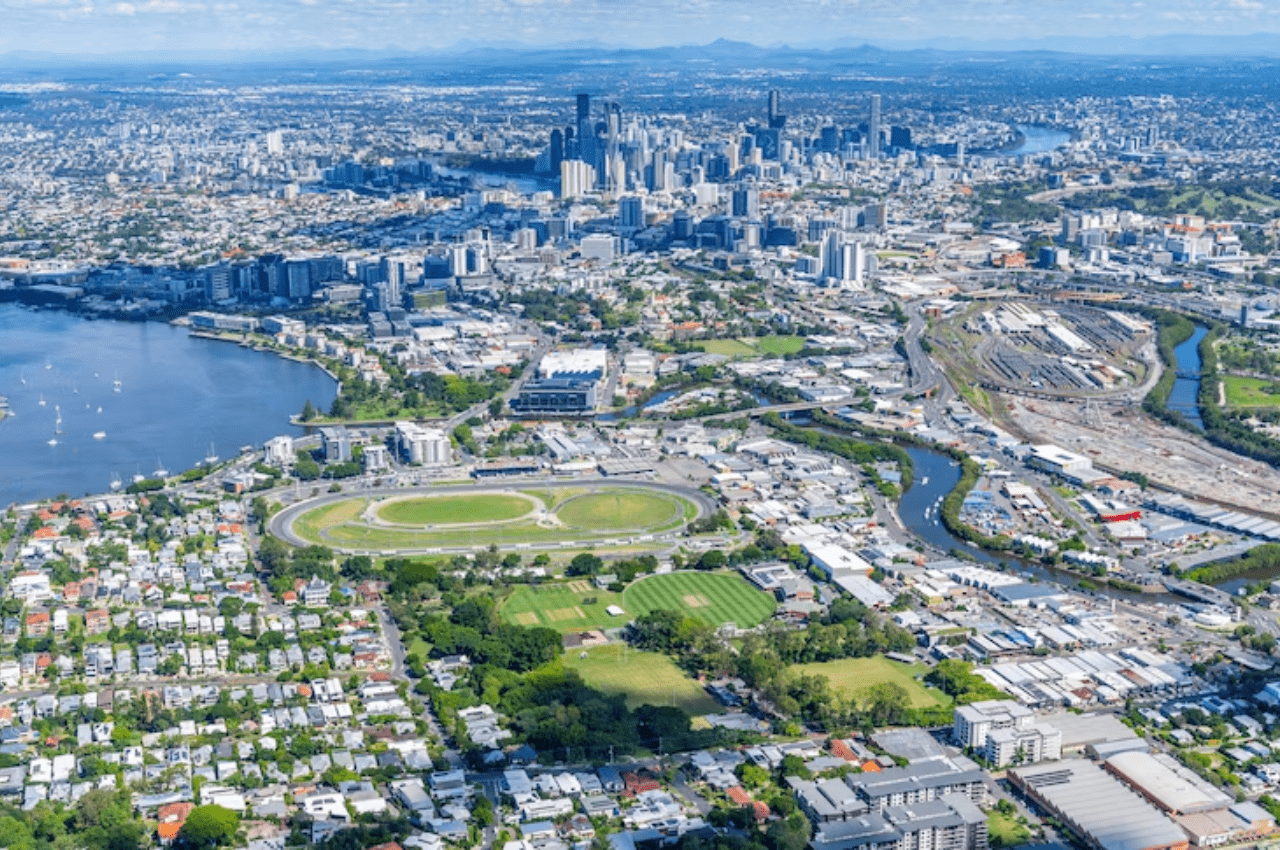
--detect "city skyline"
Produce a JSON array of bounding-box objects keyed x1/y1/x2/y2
[{"x1": 2, "y1": 0, "x2": 1280, "y2": 58}]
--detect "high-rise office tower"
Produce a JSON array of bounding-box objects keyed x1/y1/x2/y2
[
  {"x1": 819, "y1": 125, "x2": 839, "y2": 153},
  {"x1": 767, "y1": 90, "x2": 785, "y2": 129},
  {"x1": 550, "y1": 128, "x2": 564, "y2": 171},
  {"x1": 576, "y1": 93, "x2": 591, "y2": 128},
  {"x1": 868, "y1": 94, "x2": 882, "y2": 158},
  {"x1": 603, "y1": 101, "x2": 623, "y2": 193},
  {"x1": 754, "y1": 128, "x2": 780, "y2": 161},
  {"x1": 731, "y1": 185, "x2": 760, "y2": 220},
  {"x1": 619, "y1": 195, "x2": 645, "y2": 230},
  {"x1": 672, "y1": 210, "x2": 694, "y2": 240}
]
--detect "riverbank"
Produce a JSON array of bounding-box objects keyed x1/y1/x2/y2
[
  {"x1": 786, "y1": 410, "x2": 1180, "y2": 596},
  {"x1": 187, "y1": 329, "x2": 342, "y2": 384}
]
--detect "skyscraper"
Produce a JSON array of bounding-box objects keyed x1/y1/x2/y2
[
  {"x1": 821, "y1": 232, "x2": 865, "y2": 287},
  {"x1": 549, "y1": 128, "x2": 564, "y2": 171},
  {"x1": 868, "y1": 94, "x2": 882, "y2": 159},
  {"x1": 604, "y1": 101, "x2": 623, "y2": 193},
  {"x1": 767, "y1": 90, "x2": 785, "y2": 128},
  {"x1": 575, "y1": 92, "x2": 598, "y2": 181},
  {"x1": 731, "y1": 185, "x2": 760, "y2": 219},
  {"x1": 560, "y1": 159, "x2": 596, "y2": 199},
  {"x1": 619, "y1": 196, "x2": 644, "y2": 230}
]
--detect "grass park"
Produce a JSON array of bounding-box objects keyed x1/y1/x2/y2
[
  {"x1": 1222, "y1": 375, "x2": 1280, "y2": 409},
  {"x1": 564, "y1": 644, "x2": 721, "y2": 716},
  {"x1": 623, "y1": 572, "x2": 776, "y2": 629},
  {"x1": 987, "y1": 809, "x2": 1033, "y2": 848},
  {"x1": 794, "y1": 657, "x2": 949, "y2": 709},
  {"x1": 289, "y1": 485, "x2": 698, "y2": 552},
  {"x1": 698, "y1": 335, "x2": 806, "y2": 358}
]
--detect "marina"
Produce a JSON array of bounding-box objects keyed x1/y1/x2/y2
[{"x1": 0, "y1": 304, "x2": 335, "y2": 504}]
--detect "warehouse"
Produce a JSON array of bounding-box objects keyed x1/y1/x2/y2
[
  {"x1": 1027, "y1": 444, "x2": 1093, "y2": 478},
  {"x1": 1103, "y1": 751, "x2": 1232, "y2": 815},
  {"x1": 1008, "y1": 760, "x2": 1188, "y2": 850}
]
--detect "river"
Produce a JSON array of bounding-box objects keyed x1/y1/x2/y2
[
  {"x1": 897, "y1": 446, "x2": 1176, "y2": 603},
  {"x1": 0, "y1": 304, "x2": 335, "y2": 505},
  {"x1": 1167, "y1": 325, "x2": 1207, "y2": 429},
  {"x1": 430, "y1": 162, "x2": 555, "y2": 196},
  {"x1": 999, "y1": 124, "x2": 1072, "y2": 157}
]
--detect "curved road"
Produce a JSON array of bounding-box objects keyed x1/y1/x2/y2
[{"x1": 269, "y1": 476, "x2": 717, "y2": 554}]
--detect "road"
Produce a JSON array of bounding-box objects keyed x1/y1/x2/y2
[
  {"x1": 1025, "y1": 177, "x2": 1165, "y2": 204},
  {"x1": 902, "y1": 303, "x2": 950, "y2": 403}
]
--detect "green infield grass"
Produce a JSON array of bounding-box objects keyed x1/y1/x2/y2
[
  {"x1": 377, "y1": 493, "x2": 533, "y2": 525},
  {"x1": 556, "y1": 491, "x2": 682, "y2": 531}
]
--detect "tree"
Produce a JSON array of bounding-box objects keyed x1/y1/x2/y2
[
  {"x1": 696, "y1": 550, "x2": 726, "y2": 570},
  {"x1": 567, "y1": 553, "x2": 604, "y2": 577},
  {"x1": 864, "y1": 682, "x2": 911, "y2": 727},
  {"x1": 300, "y1": 400, "x2": 317, "y2": 422},
  {"x1": 177, "y1": 805, "x2": 238, "y2": 849},
  {"x1": 736, "y1": 763, "x2": 770, "y2": 790}
]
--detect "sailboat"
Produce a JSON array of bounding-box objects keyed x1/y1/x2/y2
[
  {"x1": 54, "y1": 405, "x2": 62, "y2": 435},
  {"x1": 131, "y1": 467, "x2": 146, "y2": 485},
  {"x1": 19, "y1": 370, "x2": 25, "y2": 386},
  {"x1": 204, "y1": 441, "x2": 219, "y2": 466},
  {"x1": 109, "y1": 472, "x2": 123, "y2": 491},
  {"x1": 37, "y1": 394, "x2": 45, "y2": 407},
  {"x1": 153, "y1": 458, "x2": 170, "y2": 478}
]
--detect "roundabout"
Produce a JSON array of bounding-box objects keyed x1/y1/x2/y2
[{"x1": 271, "y1": 478, "x2": 711, "y2": 555}]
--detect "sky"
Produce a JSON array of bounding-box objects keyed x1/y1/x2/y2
[{"x1": 2, "y1": 0, "x2": 1279, "y2": 56}]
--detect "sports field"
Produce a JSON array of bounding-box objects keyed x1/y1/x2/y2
[
  {"x1": 1223, "y1": 375, "x2": 1280, "y2": 409},
  {"x1": 557, "y1": 491, "x2": 681, "y2": 531},
  {"x1": 377, "y1": 493, "x2": 533, "y2": 524},
  {"x1": 565, "y1": 644, "x2": 721, "y2": 715},
  {"x1": 699, "y1": 339, "x2": 759, "y2": 357},
  {"x1": 623, "y1": 572, "x2": 776, "y2": 629},
  {"x1": 698, "y1": 336, "x2": 805, "y2": 358},
  {"x1": 500, "y1": 583, "x2": 625, "y2": 631},
  {"x1": 288, "y1": 485, "x2": 699, "y2": 552},
  {"x1": 794, "y1": 657, "x2": 948, "y2": 709}
]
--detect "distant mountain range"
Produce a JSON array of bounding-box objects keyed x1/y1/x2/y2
[{"x1": 3, "y1": 33, "x2": 1279, "y2": 71}]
